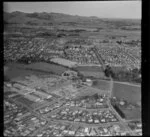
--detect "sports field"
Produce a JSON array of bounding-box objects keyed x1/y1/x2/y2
[
  {"x1": 92, "y1": 79, "x2": 141, "y2": 104},
  {"x1": 122, "y1": 108, "x2": 141, "y2": 120},
  {"x1": 112, "y1": 82, "x2": 141, "y2": 104}
]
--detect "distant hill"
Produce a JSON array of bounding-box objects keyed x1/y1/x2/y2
[{"x1": 4, "y1": 11, "x2": 140, "y2": 27}]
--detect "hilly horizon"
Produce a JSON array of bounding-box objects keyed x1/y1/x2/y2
[
  {"x1": 4, "y1": 11, "x2": 141, "y2": 20},
  {"x1": 4, "y1": 11, "x2": 140, "y2": 26}
]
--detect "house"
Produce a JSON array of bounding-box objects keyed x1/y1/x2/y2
[{"x1": 82, "y1": 78, "x2": 93, "y2": 86}]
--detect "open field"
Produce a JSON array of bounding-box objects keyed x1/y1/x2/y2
[
  {"x1": 4, "y1": 64, "x2": 39, "y2": 80},
  {"x1": 112, "y1": 82, "x2": 141, "y2": 103},
  {"x1": 79, "y1": 71, "x2": 105, "y2": 78},
  {"x1": 26, "y1": 62, "x2": 68, "y2": 75},
  {"x1": 92, "y1": 79, "x2": 111, "y2": 91},
  {"x1": 74, "y1": 66, "x2": 105, "y2": 78},
  {"x1": 76, "y1": 86, "x2": 109, "y2": 98},
  {"x1": 75, "y1": 66, "x2": 103, "y2": 72},
  {"x1": 92, "y1": 79, "x2": 141, "y2": 104},
  {"x1": 50, "y1": 57, "x2": 77, "y2": 68},
  {"x1": 122, "y1": 108, "x2": 141, "y2": 120},
  {"x1": 4, "y1": 62, "x2": 68, "y2": 80}
]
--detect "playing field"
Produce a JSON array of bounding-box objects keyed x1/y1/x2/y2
[
  {"x1": 122, "y1": 108, "x2": 141, "y2": 120},
  {"x1": 112, "y1": 82, "x2": 141, "y2": 104},
  {"x1": 92, "y1": 79, "x2": 141, "y2": 104}
]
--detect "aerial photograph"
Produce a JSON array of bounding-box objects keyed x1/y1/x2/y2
[{"x1": 4, "y1": 1, "x2": 141, "y2": 136}]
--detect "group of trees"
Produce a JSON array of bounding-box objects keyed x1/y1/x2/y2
[
  {"x1": 113, "y1": 104, "x2": 126, "y2": 119},
  {"x1": 104, "y1": 65, "x2": 141, "y2": 83},
  {"x1": 116, "y1": 40, "x2": 140, "y2": 47},
  {"x1": 104, "y1": 65, "x2": 114, "y2": 78},
  {"x1": 113, "y1": 68, "x2": 141, "y2": 83}
]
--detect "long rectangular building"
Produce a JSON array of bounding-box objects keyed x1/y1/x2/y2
[
  {"x1": 34, "y1": 90, "x2": 52, "y2": 99},
  {"x1": 25, "y1": 94, "x2": 40, "y2": 102}
]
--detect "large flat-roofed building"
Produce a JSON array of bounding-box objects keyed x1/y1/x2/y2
[
  {"x1": 34, "y1": 90, "x2": 52, "y2": 99},
  {"x1": 13, "y1": 83, "x2": 35, "y2": 93},
  {"x1": 24, "y1": 87, "x2": 35, "y2": 92},
  {"x1": 21, "y1": 90, "x2": 30, "y2": 95},
  {"x1": 25, "y1": 94, "x2": 40, "y2": 102},
  {"x1": 13, "y1": 83, "x2": 25, "y2": 90},
  {"x1": 12, "y1": 88, "x2": 30, "y2": 96}
]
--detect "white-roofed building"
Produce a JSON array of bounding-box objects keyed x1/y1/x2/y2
[{"x1": 34, "y1": 90, "x2": 52, "y2": 99}]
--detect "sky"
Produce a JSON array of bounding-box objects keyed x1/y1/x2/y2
[{"x1": 4, "y1": 1, "x2": 141, "y2": 19}]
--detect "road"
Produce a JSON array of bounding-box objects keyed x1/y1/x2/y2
[
  {"x1": 9, "y1": 80, "x2": 139, "y2": 136},
  {"x1": 13, "y1": 93, "x2": 138, "y2": 136},
  {"x1": 91, "y1": 46, "x2": 106, "y2": 71},
  {"x1": 108, "y1": 99, "x2": 136, "y2": 136},
  {"x1": 95, "y1": 78, "x2": 141, "y2": 87}
]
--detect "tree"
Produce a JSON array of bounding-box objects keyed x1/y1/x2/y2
[{"x1": 104, "y1": 65, "x2": 114, "y2": 78}]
